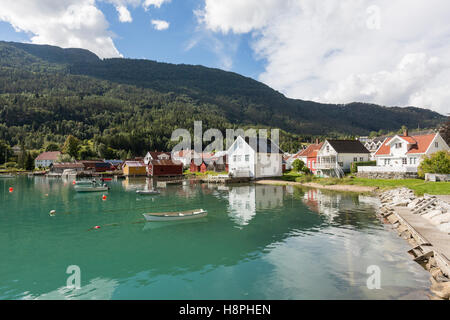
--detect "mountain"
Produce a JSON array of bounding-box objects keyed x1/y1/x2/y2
[{"x1": 0, "y1": 40, "x2": 445, "y2": 156}]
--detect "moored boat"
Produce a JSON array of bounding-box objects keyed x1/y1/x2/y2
[
  {"x1": 136, "y1": 189, "x2": 160, "y2": 195},
  {"x1": 74, "y1": 185, "x2": 109, "y2": 192},
  {"x1": 143, "y1": 209, "x2": 207, "y2": 222},
  {"x1": 0, "y1": 174, "x2": 14, "y2": 178}
]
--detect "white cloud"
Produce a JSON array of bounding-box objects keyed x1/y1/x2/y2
[
  {"x1": 198, "y1": 0, "x2": 450, "y2": 114},
  {"x1": 151, "y1": 19, "x2": 170, "y2": 31},
  {"x1": 143, "y1": 0, "x2": 171, "y2": 10},
  {"x1": 116, "y1": 5, "x2": 132, "y2": 23},
  {"x1": 0, "y1": 0, "x2": 121, "y2": 58}
]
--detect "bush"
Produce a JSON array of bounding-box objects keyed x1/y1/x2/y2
[
  {"x1": 418, "y1": 151, "x2": 450, "y2": 178},
  {"x1": 292, "y1": 159, "x2": 305, "y2": 172},
  {"x1": 5, "y1": 162, "x2": 17, "y2": 168},
  {"x1": 351, "y1": 161, "x2": 376, "y2": 174}
]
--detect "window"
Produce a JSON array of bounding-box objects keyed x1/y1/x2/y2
[
  {"x1": 326, "y1": 146, "x2": 330, "y2": 152},
  {"x1": 245, "y1": 155, "x2": 250, "y2": 162},
  {"x1": 237, "y1": 155, "x2": 242, "y2": 162},
  {"x1": 233, "y1": 155, "x2": 237, "y2": 162},
  {"x1": 353, "y1": 157, "x2": 358, "y2": 162},
  {"x1": 360, "y1": 157, "x2": 364, "y2": 161},
  {"x1": 402, "y1": 158, "x2": 407, "y2": 165},
  {"x1": 395, "y1": 143, "x2": 402, "y2": 148},
  {"x1": 435, "y1": 142, "x2": 439, "y2": 148},
  {"x1": 410, "y1": 157, "x2": 417, "y2": 165}
]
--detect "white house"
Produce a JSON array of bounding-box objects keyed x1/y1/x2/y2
[
  {"x1": 316, "y1": 140, "x2": 371, "y2": 177},
  {"x1": 227, "y1": 136, "x2": 283, "y2": 179},
  {"x1": 34, "y1": 151, "x2": 61, "y2": 168},
  {"x1": 373, "y1": 131, "x2": 449, "y2": 170},
  {"x1": 144, "y1": 151, "x2": 171, "y2": 165}
]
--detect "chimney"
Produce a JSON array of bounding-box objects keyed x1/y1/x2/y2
[
  {"x1": 403, "y1": 128, "x2": 409, "y2": 137},
  {"x1": 315, "y1": 138, "x2": 319, "y2": 145}
]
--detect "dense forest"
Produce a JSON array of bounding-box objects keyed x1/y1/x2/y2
[{"x1": 0, "y1": 41, "x2": 446, "y2": 167}]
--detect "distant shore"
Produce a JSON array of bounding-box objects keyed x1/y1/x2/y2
[{"x1": 255, "y1": 179, "x2": 378, "y2": 193}]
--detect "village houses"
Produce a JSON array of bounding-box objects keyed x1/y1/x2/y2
[{"x1": 227, "y1": 136, "x2": 283, "y2": 179}]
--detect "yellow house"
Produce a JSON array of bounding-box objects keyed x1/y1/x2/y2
[{"x1": 122, "y1": 161, "x2": 147, "y2": 176}]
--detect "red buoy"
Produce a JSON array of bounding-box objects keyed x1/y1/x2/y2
[
  {"x1": 94, "y1": 226, "x2": 101, "y2": 230},
  {"x1": 9, "y1": 187, "x2": 13, "y2": 193},
  {"x1": 102, "y1": 195, "x2": 107, "y2": 201},
  {"x1": 72, "y1": 180, "x2": 76, "y2": 185}
]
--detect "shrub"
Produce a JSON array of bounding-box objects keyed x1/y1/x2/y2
[
  {"x1": 418, "y1": 151, "x2": 450, "y2": 178},
  {"x1": 292, "y1": 159, "x2": 305, "y2": 172},
  {"x1": 5, "y1": 162, "x2": 17, "y2": 168}
]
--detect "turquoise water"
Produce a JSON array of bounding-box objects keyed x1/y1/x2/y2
[{"x1": 0, "y1": 176, "x2": 430, "y2": 300}]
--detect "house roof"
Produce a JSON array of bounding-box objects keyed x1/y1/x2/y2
[
  {"x1": 51, "y1": 162, "x2": 84, "y2": 169},
  {"x1": 123, "y1": 161, "x2": 145, "y2": 167},
  {"x1": 375, "y1": 133, "x2": 437, "y2": 156},
  {"x1": 149, "y1": 159, "x2": 182, "y2": 166},
  {"x1": 294, "y1": 143, "x2": 323, "y2": 159},
  {"x1": 147, "y1": 151, "x2": 171, "y2": 159},
  {"x1": 244, "y1": 137, "x2": 283, "y2": 154},
  {"x1": 35, "y1": 151, "x2": 61, "y2": 161},
  {"x1": 326, "y1": 140, "x2": 370, "y2": 154}
]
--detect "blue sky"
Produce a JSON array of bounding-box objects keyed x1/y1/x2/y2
[
  {"x1": 0, "y1": 0, "x2": 265, "y2": 80},
  {"x1": 0, "y1": 0, "x2": 449, "y2": 114}
]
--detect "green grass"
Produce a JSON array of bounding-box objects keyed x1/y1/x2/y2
[
  {"x1": 281, "y1": 171, "x2": 305, "y2": 181},
  {"x1": 313, "y1": 177, "x2": 450, "y2": 196},
  {"x1": 184, "y1": 170, "x2": 228, "y2": 177}
]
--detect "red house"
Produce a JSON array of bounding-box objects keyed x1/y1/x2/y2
[
  {"x1": 148, "y1": 159, "x2": 183, "y2": 177},
  {"x1": 292, "y1": 142, "x2": 323, "y2": 173}
]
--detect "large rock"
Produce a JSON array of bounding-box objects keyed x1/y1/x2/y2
[{"x1": 430, "y1": 281, "x2": 450, "y2": 299}]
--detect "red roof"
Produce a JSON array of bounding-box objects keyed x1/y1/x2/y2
[
  {"x1": 375, "y1": 134, "x2": 436, "y2": 156},
  {"x1": 35, "y1": 151, "x2": 61, "y2": 161},
  {"x1": 293, "y1": 143, "x2": 323, "y2": 159}
]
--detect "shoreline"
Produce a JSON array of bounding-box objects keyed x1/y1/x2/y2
[
  {"x1": 377, "y1": 188, "x2": 450, "y2": 300},
  {"x1": 255, "y1": 179, "x2": 378, "y2": 193}
]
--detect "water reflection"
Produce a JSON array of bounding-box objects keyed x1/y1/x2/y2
[{"x1": 0, "y1": 177, "x2": 430, "y2": 300}]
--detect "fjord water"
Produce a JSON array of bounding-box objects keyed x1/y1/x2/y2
[{"x1": 0, "y1": 177, "x2": 430, "y2": 300}]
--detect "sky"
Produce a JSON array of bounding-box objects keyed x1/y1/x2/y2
[{"x1": 0, "y1": 0, "x2": 449, "y2": 115}]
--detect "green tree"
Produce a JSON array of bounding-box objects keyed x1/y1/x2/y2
[
  {"x1": 45, "y1": 142, "x2": 60, "y2": 152},
  {"x1": 418, "y1": 151, "x2": 450, "y2": 178},
  {"x1": 25, "y1": 152, "x2": 35, "y2": 170},
  {"x1": 62, "y1": 135, "x2": 80, "y2": 158},
  {"x1": 0, "y1": 140, "x2": 12, "y2": 165},
  {"x1": 292, "y1": 159, "x2": 305, "y2": 172}
]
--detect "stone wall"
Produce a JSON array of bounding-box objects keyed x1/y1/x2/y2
[
  {"x1": 425, "y1": 173, "x2": 450, "y2": 182},
  {"x1": 356, "y1": 171, "x2": 418, "y2": 179}
]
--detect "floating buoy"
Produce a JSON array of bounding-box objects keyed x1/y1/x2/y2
[
  {"x1": 94, "y1": 226, "x2": 101, "y2": 230},
  {"x1": 102, "y1": 195, "x2": 107, "y2": 201},
  {"x1": 49, "y1": 210, "x2": 56, "y2": 216},
  {"x1": 9, "y1": 187, "x2": 13, "y2": 193},
  {"x1": 72, "y1": 180, "x2": 76, "y2": 185}
]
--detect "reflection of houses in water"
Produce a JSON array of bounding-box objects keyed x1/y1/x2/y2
[
  {"x1": 122, "y1": 177, "x2": 153, "y2": 191},
  {"x1": 303, "y1": 189, "x2": 378, "y2": 223},
  {"x1": 228, "y1": 185, "x2": 284, "y2": 226}
]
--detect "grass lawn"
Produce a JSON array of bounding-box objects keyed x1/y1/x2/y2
[
  {"x1": 315, "y1": 177, "x2": 450, "y2": 196},
  {"x1": 184, "y1": 170, "x2": 228, "y2": 177}
]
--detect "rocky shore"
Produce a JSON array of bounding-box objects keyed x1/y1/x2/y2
[{"x1": 376, "y1": 188, "x2": 450, "y2": 300}]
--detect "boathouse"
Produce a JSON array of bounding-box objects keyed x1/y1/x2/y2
[
  {"x1": 147, "y1": 159, "x2": 183, "y2": 177},
  {"x1": 122, "y1": 161, "x2": 147, "y2": 176}
]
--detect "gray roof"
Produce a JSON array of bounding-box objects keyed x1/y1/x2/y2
[{"x1": 327, "y1": 140, "x2": 370, "y2": 154}]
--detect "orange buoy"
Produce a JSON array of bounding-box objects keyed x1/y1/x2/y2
[
  {"x1": 72, "y1": 180, "x2": 76, "y2": 185},
  {"x1": 9, "y1": 187, "x2": 13, "y2": 193},
  {"x1": 102, "y1": 195, "x2": 107, "y2": 201}
]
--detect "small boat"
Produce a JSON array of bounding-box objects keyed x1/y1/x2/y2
[
  {"x1": 143, "y1": 209, "x2": 208, "y2": 222},
  {"x1": 74, "y1": 180, "x2": 96, "y2": 186},
  {"x1": 136, "y1": 189, "x2": 160, "y2": 195},
  {"x1": 0, "y1": 174, "x2": 14, "y2": 178},
  {"x1": 74, "y1": 185, "x2": 109, "y2": 193}
]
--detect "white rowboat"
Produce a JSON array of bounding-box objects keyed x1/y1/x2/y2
[
  {"x1": 143, "y1": 209, "x2": 208, "y2": 222},
  {"x1": 74, "y1": 186, "x2": 109, "y2": 192},
  {"x1": 136, "y1": 189, "x2": 160, "y2": 195}
]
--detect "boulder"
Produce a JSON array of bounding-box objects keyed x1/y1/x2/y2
[{"x1": 430, "y1": 281, "x2": 450, "y2": 299}]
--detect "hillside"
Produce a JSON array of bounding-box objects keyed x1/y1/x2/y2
[{"x1": 0, "y1": 40, "x2": 445, "y2": 157}]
